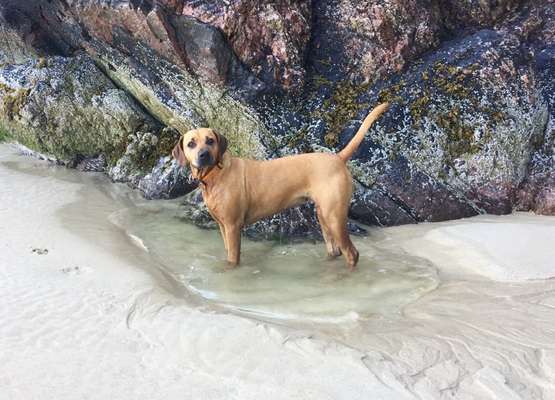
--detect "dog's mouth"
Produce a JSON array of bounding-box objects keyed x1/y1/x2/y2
[{"x1": 194, "y1": 155, "x2": 214, "y2": 169}]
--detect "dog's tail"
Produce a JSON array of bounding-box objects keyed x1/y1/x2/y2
[{"x1": 337, "y1": 102, "x2": 389, "y2": 162}]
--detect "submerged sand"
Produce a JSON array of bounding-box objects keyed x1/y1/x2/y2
[{"x1": 1, "y1": 143, "x2": 554, "y2": 400}]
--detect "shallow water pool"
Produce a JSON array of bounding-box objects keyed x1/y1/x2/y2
[{"x1": 112, "y1": 203, "x2": 439, "y2": 321}]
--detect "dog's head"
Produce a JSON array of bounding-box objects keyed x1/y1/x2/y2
[{"x1": 172, "y1": 128, "x2": 228, "y2": 169}]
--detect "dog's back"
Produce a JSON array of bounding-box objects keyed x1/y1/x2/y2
[{"x1": 240, "y1": 153, "x2": 350, "y2": 222}]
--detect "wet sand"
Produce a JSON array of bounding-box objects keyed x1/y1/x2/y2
[{"x1": 1, "y1": 143, "x2": 555, "y2": 399}]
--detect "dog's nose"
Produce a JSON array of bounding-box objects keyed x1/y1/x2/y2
[
  {"x1": 199, "y1": 150, "x2": 209, "y2": 160},
  {"x1": 197, "y1": 149, "x2": 213, "y2": 167}
]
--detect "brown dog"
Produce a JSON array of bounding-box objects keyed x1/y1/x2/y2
[{"x1": 172, "y1": 103, "x2": 389, "y2": 268}]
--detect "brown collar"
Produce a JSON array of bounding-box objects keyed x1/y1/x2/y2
[
  {"x1": 195, "y1": 165, "x2": 217, "y2": 187},
  {"x1": 192, "y1": 159, "x2": 224, "y2": 188}
]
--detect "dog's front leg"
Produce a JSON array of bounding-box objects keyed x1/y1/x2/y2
[
  {"x1": 217, "y1": 223, "x2": 228, "y2": 251},
  {"x1": 223, "y1": 224, "x2": 241, "y2": 267}
]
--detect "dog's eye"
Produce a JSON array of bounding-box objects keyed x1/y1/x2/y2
[
  {"x1": 206, "y1": 137, "x2": 214, "y2": 145},
  {"x1": 187, "y1": 141, "x2": 196, "y2": 149}
]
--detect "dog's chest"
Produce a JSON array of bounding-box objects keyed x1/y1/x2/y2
[
  {"x1": 201, "y1": 185, "x2": 243, "y2": 223},
  {"x1": 201, "y1": 190, "x2": 222, "y2": 220}
]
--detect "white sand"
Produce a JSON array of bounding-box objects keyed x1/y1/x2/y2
[
  {"x1": 386, "y1": 213, "x2": 555, "y2": 281},
  {"x1": 1, "y1": 143, "x2": 555, "y2": 400},
  {"x1": 0, "y1": 145, "x2": 408, "y2": 399}
]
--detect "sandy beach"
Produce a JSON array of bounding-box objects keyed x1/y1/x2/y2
[{"x1": 1, "y1": 142, "x2": 555, "y2": 400}]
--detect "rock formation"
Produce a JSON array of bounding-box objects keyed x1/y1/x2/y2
[{"x1": 0, "y1": 0, "x2": 552, "y2": 238}]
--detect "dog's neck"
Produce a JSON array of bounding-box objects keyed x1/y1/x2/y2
[
  {"x1": 191, "y1": 153, "x2": 230, "y2": 189},
  {"x1": 192, "y1": 165, "x2": 219, "y2": 187}
]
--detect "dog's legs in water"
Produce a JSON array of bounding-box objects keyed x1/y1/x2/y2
[
  {"x1": 333, "y1": 223, "x2": 359, "y2": 268},
  {"x1": 321, "y1": 206, "x2": 359, "y2": 269},
  {"x1": 223, "y1": 223, "x2": 241, "y2": 267},
  {"x1": 217, "y1": 223, "x2": 228, "y2": 251},
  {"x1": 316, "y1": 205, "x2": 341, "y2": 259}
]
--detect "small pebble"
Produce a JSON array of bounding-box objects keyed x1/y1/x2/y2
[
  {"x1": 32, "y1": 248, "x2": 48, "y2": 255},
  {"x1": 61, "y1": 266, "x2": 80, "y2": 274}
]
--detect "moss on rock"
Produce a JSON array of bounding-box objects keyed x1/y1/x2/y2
[
  {"x1": 0, "y1": 55, "x2": 161, "y2": 166},
  {"x1": 91, "y1": 40, "x2": 269, "y2": 160},
  {"x1": 0, "y1": 124, "x2": 11, "y2": 142},
  {"x1": 312, "y1": 80, "x2": 372, "y2": 147},
  {"x1": 0, "y1": 87, "x2": 30, "y2": 121}
]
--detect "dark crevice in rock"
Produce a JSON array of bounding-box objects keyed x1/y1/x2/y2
[
  {"x1": 354, "y1": 178, "x2": 419, "y2": 223},
  {"x1": 91, "y1": 58, "x2": 167, "y2": 129},
  {"x1": 130, "y1": 0, "x2": 154, "y2": 15}
]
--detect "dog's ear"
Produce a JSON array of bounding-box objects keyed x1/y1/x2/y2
[
  {"x1": 214, "y1": 131, "x2": 228, "y2": 160},
  {"x1": 172, "y1": 137, "x2": 187, "y2": 167}
]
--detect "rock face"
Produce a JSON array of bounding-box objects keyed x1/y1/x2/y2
[
  {"x1": 353, "y1": 29, "x2": 548, "y2": 218},
  {"x1": 177, "y1": 0, "x2": 312, "y2": 90},
  {"x1": 308, "y1": 0, "x2": 444, "y2": 84},
  {"x1": 0, "y1": 55, "x2": 155, "y2": 165},
  {"x1": 0, "y1": 54, "x2": 191, "y2": 198},
  {"x1": 516, "y1": 43, "x2": 555, "y2": 215},
  {"x1": 0, "y1": 0, "x2": 553, "y2": 239}
]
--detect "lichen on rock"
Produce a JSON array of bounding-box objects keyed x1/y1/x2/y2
[{"x1": 348, "y1": 29, "x2": 550, "y2": 217}]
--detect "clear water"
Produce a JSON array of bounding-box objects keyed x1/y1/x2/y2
[{"x1": 111, "y1": 204, "x2": 439, "y2": 321}]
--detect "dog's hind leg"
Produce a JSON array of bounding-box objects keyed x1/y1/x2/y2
[
  {"x1": 316, "y1": 205, "x2": 341, "y2": 259},
  {"x1": 321, "y1": 205, "x2": 359, "y2": 269},
  {"x1": 333, "y1": 224, "x2": 359, "y2": 269}
]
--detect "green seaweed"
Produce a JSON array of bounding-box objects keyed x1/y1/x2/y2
[
  {"x1": 0, "y1": 125, "x2": 11, "y2": 142},
  {"x1": 377, "y1": 82, "x2": 404, "y2": 104},
  {"x1": 0, "y1": 82, "x2": 15, "y2": 93},
  {"x1": 409, "y1": 92, "x2": 431, "y2": 123},
  {"x1": 287, "y1": 126, "x2": 308, "y2": 149},
  {"x1": 313, "y1": 80, "x2": 372, "y2": 147},
  {"x1": 105, "y1": 135, "x2": 130, "y2": 166},
  {"x1": 434, "y1": 107, "x2": 481, "y2": 158},
  {"x1": 1, "y1": 88, "x2": 30, "y2": 120},
  {"x1": 311, "y1": 74, "x2": 332, "y2": 88},
  {"x1": 139, "y1": 128, "x2": 181, "y2": 171}
]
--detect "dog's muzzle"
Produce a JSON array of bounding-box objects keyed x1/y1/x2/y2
[{"x1": 196, "y1": 149, "x2": 214, "y2": 168}]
